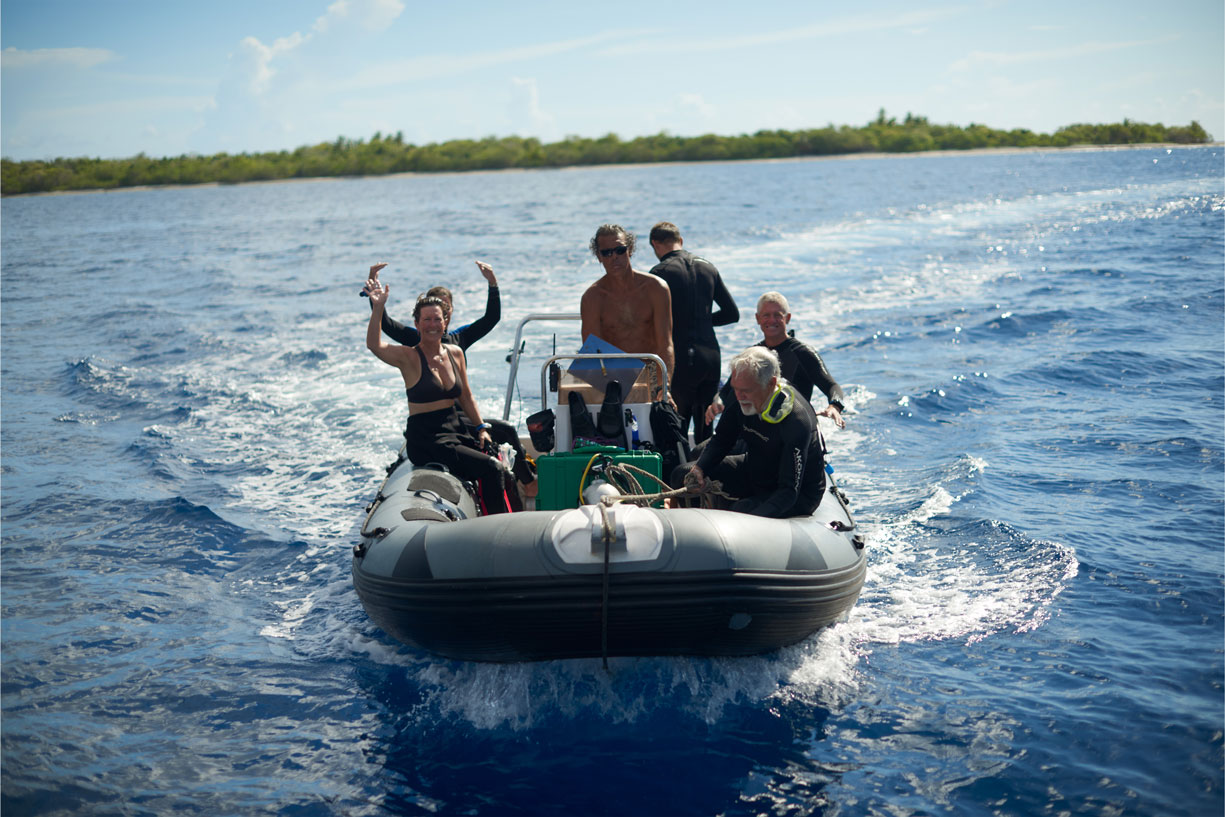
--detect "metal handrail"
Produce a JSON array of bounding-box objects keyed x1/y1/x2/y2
[
  {"x1": 537, "y1": 353, "x2": 669, "y2": 411},
  {"x1": 500, "y1": 312, "x2": 671, "y2": 418},
  {"x1": 502, "y1": 313, "x2": 580, "y2": 419}
]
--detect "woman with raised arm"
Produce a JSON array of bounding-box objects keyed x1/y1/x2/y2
[
  {"x1": 364, "y1": 265, "x2": 512, "y2": 515},
  {"x1": 365, "y1": 260, "x2": 535, "y2": 487},
  {"x1": 369, "y1": 260, "x2": 500, "y2": 351}
]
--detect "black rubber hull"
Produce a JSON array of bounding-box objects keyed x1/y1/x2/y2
[
  {"x1": 353, "y1": 562, "x2": 866, "y2": 661},
  {"x1": 351, "y1": 459, "x2": 866, "y2": 662}
]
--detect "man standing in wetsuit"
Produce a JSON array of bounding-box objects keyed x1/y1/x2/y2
[
  {"x1": 707, "y1": 291, "x2": 846, "y2": 431},
  {"x1": 648, "y1": 222, "x2": 739, "y2": 442},
  {"x1": 685, "y1": 346, "x2": 826, "y2": 518}
]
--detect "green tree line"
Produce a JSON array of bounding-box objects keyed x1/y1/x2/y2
[{"x1": 2, "y1": 112, "x2": 1211, "y2": 196}]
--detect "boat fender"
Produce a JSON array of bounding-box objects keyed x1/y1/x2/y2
[
  {"x1": 552, "y1": 504, "x2": 664, "y2": 564},
  {"x1": 582, "y1": 479, "x2": 621, "y2": 505}
]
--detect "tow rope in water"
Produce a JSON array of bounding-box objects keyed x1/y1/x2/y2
[{"x1": 589, "y1": 461, "x2": 734, "y2": 670}]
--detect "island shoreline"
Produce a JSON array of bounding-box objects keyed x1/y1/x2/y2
[{"x1": 8, "y1": 142, "x2": 1220, "y2": 198}]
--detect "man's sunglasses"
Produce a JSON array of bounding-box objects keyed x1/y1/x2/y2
[{"x1": 598, "y1": 245, "x2": 628, "y2": 258}]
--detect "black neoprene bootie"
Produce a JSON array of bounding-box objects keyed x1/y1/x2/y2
[
  {"x1": 597, "y1": 380, "x2": 626, "y2": 441},
  {"x1": 568, "y1": 391, "x2": 598, "y2": 439}
]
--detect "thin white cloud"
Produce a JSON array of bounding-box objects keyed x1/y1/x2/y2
[
  {"x1": 595, "y1": 8, "x2": 968, "y2": 57},
  {"x1": 948, "y1": 36, "x2": 1179, "y2": 72},
  {"x1": 313, "y1": 0, "x2": 405, "y2": 33},
  {"x1": 1, "y1": 46, "x2": 115, "y2": 70},
  {"x1": 334, "y1": 29, "x2": 651, "y2": 93},
  {"x1": 20, "y1": 94, "x2": 216, "y2": 121},
  {"x1": 232, "y1": 0, "x2": 406, "y2": 97},
  {"x1": 676, "y1": 93, "x2": 715, "y2": 119},
  {"x1": 4, "y1": 93, "x2": 215, "y2": 156},
  {"x1": 237, "y1": 32, "x2": 307, "y2": 95},
  {"x1": 101, "y1": 71, "x2": 217, "y2": 91},
  {"x1": 509, "y1": 77, "x2": 554, "y2": 133}
]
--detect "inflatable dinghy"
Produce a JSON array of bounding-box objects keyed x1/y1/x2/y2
[{"x1": 352, "y1": 313, "x2": 866, "y2": 661}]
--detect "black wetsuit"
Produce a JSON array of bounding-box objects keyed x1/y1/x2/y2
[
  {"x1": 696, "y1": 383, "x2": 825, "y2": 518},
  {"x1": 380, "y1": 286, "x2": 500, "y2": 351},
  {"x1": 717, "y1": 336, "x2": 845, "y2": 413},
  {"x1": 649, "y1": 250, "x2": 738, "y2": 442}
]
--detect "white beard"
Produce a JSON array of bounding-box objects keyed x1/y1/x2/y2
[{"x1": 738, "y1": 400, "x2": 758, "y2": 417}]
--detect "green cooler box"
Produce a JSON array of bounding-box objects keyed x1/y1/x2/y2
[{"x1": 535, "y1": 445, "x2": 663, "y2": 510}]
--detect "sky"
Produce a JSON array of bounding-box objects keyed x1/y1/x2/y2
[{"x1": 2, "y1": 0, "x2": 1222, "y2": 161}]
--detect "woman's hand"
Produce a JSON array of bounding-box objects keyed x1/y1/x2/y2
[
  {"x1": 704, "y1": 396, "x2": 725, "y2": 425},
  {"x1": 366, "y1": 281, "x2": 389, "y2": 307}
]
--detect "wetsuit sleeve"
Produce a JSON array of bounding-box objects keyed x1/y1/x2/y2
[
  {"x1": 710, "y1": 270, "x2": 739, "y2": 327},
  {"x1": 735, "y1": 414, "x2": 810, "y2": 518},
  {"x1": 794, "y1": 342, "x2": 845, "y2": 410},
  {"x1": 450, "y1": 286, "x2": 500, "y2": 351},
  {"x1": 696, "y1": 400, "x2": 742, "y2": 473},
  {"x1": 380, "y1": 309, "x2": 420, "y2": 346}
]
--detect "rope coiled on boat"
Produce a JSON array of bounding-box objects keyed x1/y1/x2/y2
[{"x1": 594, "y1": 461, "x2": 734, "y2": 509}]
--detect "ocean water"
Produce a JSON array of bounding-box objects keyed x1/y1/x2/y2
[{"x1": 2, "y1": 146, "x2": 1222, "y2": 816}]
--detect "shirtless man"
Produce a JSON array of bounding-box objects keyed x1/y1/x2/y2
[{"x1": 580, "y1": 224, "x2": 675, "y2": 387}]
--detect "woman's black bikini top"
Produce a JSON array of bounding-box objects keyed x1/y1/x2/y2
[{"x1": 405, "y1": 346, "x2": 462, "y2": 402}]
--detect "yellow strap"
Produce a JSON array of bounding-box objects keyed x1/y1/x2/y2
[
  {"x1": 761, "y1": 384, "x2": 795, "y2": 424},
  {"x1": 578, "y1": 453, "x2": 603, "y2": 505}
]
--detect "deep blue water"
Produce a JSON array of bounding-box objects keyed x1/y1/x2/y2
[{"x1": 2, "y1": 147, "x2": 1222, "y2": 816}]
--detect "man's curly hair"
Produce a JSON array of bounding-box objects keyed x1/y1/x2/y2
[{"x1": 589, "y1": 224, "x2": 635, "y2": 259}]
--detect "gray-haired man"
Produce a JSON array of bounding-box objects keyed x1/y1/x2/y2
[{"x1": 686, "y1": 346, "x2": 826, "y2": 518}]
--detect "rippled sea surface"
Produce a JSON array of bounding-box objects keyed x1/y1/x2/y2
[{"x1": 3, "y1": 147, "x2": 1222, "y2": 816}]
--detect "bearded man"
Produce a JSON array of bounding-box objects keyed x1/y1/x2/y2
[{"x1": 685, "y1": 346, "x2": 826, "y2": 518}]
